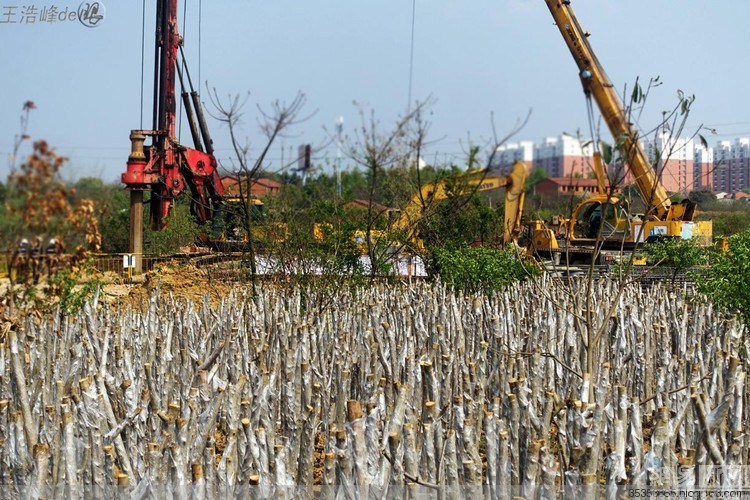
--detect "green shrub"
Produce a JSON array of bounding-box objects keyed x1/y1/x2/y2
[
  {"x1": 49, "y1": 267, "x2": 105, "y2": 315},
  {"x1": 433, "y1": 246, "x2": 536, "y2": 294},
  {"x1": 643, "y1": 237, "x2": 706, "y2": 283},
  {"x1": 144, "y1": 201, "x2": 201, "y2": 255},
  {"x1": 696, "y1": 229, "x2": 750, "y2": 326}
]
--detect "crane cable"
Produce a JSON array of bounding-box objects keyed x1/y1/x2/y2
[
  {"x1": 178, "y1": 0, "x2": 188, "y2": 142},
  {"x1": 139, "y1": 0, "x2": 146, "y2": 129}
]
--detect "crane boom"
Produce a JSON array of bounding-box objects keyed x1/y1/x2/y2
[
  {"x1": 544, "y1": 0, "x2": 671, "y2": 220},
  {"x1": 529, "y1": 0, "x2": 712, "y2": 265}
]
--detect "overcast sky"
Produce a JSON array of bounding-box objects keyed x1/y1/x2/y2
[{"x1": 1, "y1": 0, "x2": 749, "y2": 182}]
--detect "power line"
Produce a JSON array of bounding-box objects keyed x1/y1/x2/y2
[
  {"x1": 407, "y1": 0, "x2": 416, "y2": 112},
  {"x1": 198, "y1": 0, "x2": 202, "y2": 89}
]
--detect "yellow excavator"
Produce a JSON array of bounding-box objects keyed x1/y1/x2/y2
[
  {"x1": 321, "y1": 160, "x2": 528, "y2": 253},
  {"x1": 391, "y1": 160, "x2": 528, "y2": 249},
  {"x1": 530, "y1": 0, "x2": 712, "y2": 265}
]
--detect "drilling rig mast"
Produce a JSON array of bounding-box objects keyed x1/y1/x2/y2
[{"x1": 122, "y1": 0, "x2": 224, "y2": 270}]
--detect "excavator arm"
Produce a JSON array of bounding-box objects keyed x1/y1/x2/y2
[{"x1": 393, "y1": 160, "x2": 527, "y2": 245}]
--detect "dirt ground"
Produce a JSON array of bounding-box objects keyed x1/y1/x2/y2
[
  {"x1": 1, "y1": 264, "x2": 236, "y2": 317},
  {"x1": 101, "y1": 262, "x2": 240, "y2": 309}
]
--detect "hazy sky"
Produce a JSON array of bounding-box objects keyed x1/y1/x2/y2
[{"x1": 1, "y1": 0, "x2": 749, "y2": 182}]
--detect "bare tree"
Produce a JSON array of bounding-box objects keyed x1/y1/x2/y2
[
  {"x1": 7, "y1": 101, "x2": 35, "y2": 176},
  {"x1": 346, "y1": 100, "x2": 431, "y2": 280},
  {"x1": 346, "y1": 100, "x2": 532, "y2": 281},
  {"x1": 208, "y1": 90, "x2": 312, "y2": 287}
]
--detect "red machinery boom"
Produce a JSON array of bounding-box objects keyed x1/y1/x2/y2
[{"x1": 122, "y1": 0, "x2": 224, "y2": 264}]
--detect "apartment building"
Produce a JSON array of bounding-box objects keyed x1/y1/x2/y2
[
  {"x1": 491, "y1": 134, "x2": 594, "y2": 177},
  {"x1": 693, "y1": 143, "x2": 713, "y2": 191},
  {"x1": 642, "y1": 132, "x2": 694, "y2": 196},
  {"x1": 489, "y1": 141, "x2": 534, "y2": 173},
  {"x1": 534, "y1": 134, "x2": 595, "y2": 178},
  {"x1": 712, "y1": 138, "x2": 750, "y2": 193},
  {"x1": 491, "y1": 133, "x2": 749, "y2": 195}
]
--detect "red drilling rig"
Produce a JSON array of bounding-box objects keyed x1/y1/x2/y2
[{"x1": 122, "y1": 0, "x2": 224, "y2": 268}]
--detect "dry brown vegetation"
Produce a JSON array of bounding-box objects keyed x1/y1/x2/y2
[{"x1": 6, "y1": 140, "x2": 101, "y2": 253}]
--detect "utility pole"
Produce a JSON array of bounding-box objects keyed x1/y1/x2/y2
[{"x1": 335, "y1": 116, "x2": 344, "y2": 199}]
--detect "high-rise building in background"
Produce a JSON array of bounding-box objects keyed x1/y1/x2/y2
[
  {"x1": 642, "y1": 132, "x2": 694, "y2": 196},
  {"x1": 534, "y1": 134, "x2": 595, "y2": 178},
  {"x1": 693, "y1": 143, "x2": 713, "y2": 192},
  {"x1": 491, "y1": 133, "x2": 750, "y2": 195},
  {"x1": 490, "y1": 141, "x2": 534, "y2": 173},
  {"x1": 491, "y1": 134, "x2": 594, "y2": 177},
  {"x1": 712, "y1": 138, "x2": 749, "y2": 194}
]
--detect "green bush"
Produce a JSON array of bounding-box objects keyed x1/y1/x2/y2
[
  {"x1": 433, "y1": 246, "x2": 536, "y2": 294},
  {"x1": 696, "y1": 229, "x2": 750, "y2": 326},
  {"x1": 643, "y1": 237, "x2": 706, "y2": 267},
  {"x1": 708, "y1": 211, "x2": 750, "y2": 237},
  {"x1": 144, "y1": 201, "x2": 201, "y2": 255},
  {"x1": 643, "y1": 237, "x2": 706, "y2": 284},
  {"x1": 49, "y1": 267, "x2": 105, "y2": 315}
]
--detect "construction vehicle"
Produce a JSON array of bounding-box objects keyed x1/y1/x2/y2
[
  {"x1": 391, "y1": 160, "x2": 527, "y2": 249},
  {"x1": 214, "y1": 176, "x2": 288, "y2": 248},
  {"x1": 122, "y1": 0, "x2": 225, "y2": 265},
  {"x1": 530, "y1": 0, "x2": 712, "y2": 265},
  {"x1": 314, "y1": 161, "x2": 527, "y2": 254}
]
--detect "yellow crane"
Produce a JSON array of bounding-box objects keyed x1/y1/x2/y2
[{"x1": 530, "y1": 0, "x2": 713, "y2": 264}]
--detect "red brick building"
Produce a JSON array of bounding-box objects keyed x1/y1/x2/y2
[{"x1": 220, "y1": 177, "x2": 283, "y2": 198}]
